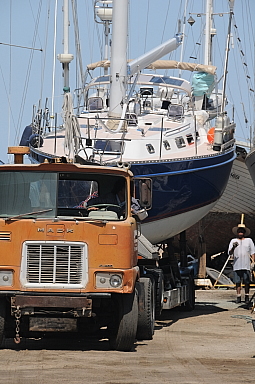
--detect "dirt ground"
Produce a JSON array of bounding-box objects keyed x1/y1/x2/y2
[{"x1": 1, "y1": 289, "x2": 255, "y2": 384}]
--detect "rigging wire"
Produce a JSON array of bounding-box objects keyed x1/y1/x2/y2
[
  {"x1": 178, "y1": 0, "x2": 188, "y2": 78},
  {"x1": 232, "y1": 16, "x2": 254, "y2": 140},
  {"x1": 40, "y1": 0, "x2": 51, "y2": 105},
  {"x1": 243, "y1": 0, "x2": 255, "y2": 143},
  {"x1": 160, "y1": 1, "x2": 171, "y2": 44},
  {"x1": 143, "y1": 0, "x2": 150, "y2": 54},
  {"x1": 71, "y1": 0, "x2": 85, "y2": 89},
  {"x1": 15, "y1": 0, "x2": 43, "y2": 145},
  {"x1": 0, "y1": 42, "x2": 42, "y2": 51}
]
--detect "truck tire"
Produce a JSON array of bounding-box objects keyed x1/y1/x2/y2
[
  {"x1": 147, "y1": 269, "x2": 164, "y2": 319},
  {"x1": 109, "y1": 290, "x2": 138, "y2": 352},
  {"x1": 136, "y1": 277, "x2": 155, "y2": 340},
  {"x1": 0, "y1": 298, "x2": 6, "y2": 347}
]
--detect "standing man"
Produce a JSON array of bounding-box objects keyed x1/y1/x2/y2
[{"x1": 228, "y1": 224, "x2": 255, "y2": 304}]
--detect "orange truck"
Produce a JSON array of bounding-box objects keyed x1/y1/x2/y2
[{"x1": 0, "y1": 148, "x2": 195, "y2": 351}]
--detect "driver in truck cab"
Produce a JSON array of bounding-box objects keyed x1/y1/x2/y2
[{"x1": 86, "y1": 178, "x2": 141, "y2": 217}]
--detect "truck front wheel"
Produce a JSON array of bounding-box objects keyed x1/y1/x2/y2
[{"x1": 109, "y1": 290, "x2": 138, "y2": 352}]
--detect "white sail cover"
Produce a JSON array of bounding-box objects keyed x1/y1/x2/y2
[{"x1": 87, "y1": 59, "x2": 216, "y2": 75}]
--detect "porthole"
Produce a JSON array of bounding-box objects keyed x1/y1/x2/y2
[
  {"x1": 146, "y1": 144, "x2": 155, "y2": 154},
  {"x1": 175, "y1": 137, "x2": 186, "y2": 148},
  {"x1": 186, "y1": 134, "x2": 194, "y2": 144},
  {"x1": 163, "y1": 140, "x2": 171, "y2": 150}
]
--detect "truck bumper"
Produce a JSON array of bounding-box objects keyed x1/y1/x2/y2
[{"x1": 11, "y1": 295, "x2": 93, "y2": 317}]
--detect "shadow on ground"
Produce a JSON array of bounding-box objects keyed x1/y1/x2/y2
[{"x1": 1, "y1": 298, "x2": 232, "y2": 352}]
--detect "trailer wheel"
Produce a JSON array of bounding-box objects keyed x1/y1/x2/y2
[
  {"x1": 109, "y1": 290, "x2": 138, "y2": 352},
  {"x1": 182, "y1": 276, "x2": 195, "y2": 311},
  {"x1": 136, "y1": 277, "x2": 155, "y2": 340},
  {"x1": 0, "y1": 298, "x2": 6, "y2": 347}
]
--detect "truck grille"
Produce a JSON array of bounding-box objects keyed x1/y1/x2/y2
[{"x1": 22, "y1": 242, "x2": 87, "y2": 287}]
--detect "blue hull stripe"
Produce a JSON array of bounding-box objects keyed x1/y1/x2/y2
[{"x1": 133, "y1": 152, "x2": 236, "y2": 178}]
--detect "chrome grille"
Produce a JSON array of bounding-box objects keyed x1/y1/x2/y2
[{"x1": 26, "y1": 243, "x2": 84, "y2": 285}]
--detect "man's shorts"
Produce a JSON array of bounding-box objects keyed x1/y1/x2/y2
[{"x1": 233, "y1": 269, "x2": 251, "y2": 284}]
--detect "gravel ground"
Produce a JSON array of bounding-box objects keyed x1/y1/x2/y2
[{"x1": 1, "y1": 288, "x2": 255, "y2": 384}]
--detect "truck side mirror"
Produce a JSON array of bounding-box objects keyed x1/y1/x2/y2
[{"x1": 138, "y1": 178, "x2": 152, "y2": 209}]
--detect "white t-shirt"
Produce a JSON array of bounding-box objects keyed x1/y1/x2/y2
[{"x1": 228, "y1": 238, "x2": 255, "y2": 271}]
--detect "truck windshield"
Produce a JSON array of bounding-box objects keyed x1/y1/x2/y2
[
  {"x1": 0, "y1": 171, "x2": 127, "y2": 220},
  {"x1": 0, "y1": 172, "x2": 57, "y2": 219}
]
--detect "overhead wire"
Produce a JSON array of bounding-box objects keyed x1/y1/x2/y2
[
  {"x1": 231, "y1": 13, "x2": 254, "y2": 141},
  {"x1": 143, "y1": 0, "x2": 150, "y2": 54},
  {"x1": 160, "y1": 1, "x2": 171, "y2": 44},
  {"x1": 15, "y1": 0, "x2": 43, "y2": 144},
  {"x1": 40, "y1": 0, "x2": 51, "y2": 103}
]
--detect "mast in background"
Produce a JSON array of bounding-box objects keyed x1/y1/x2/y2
[
  {"x1": 108, "y1": 0, "x2": 128, "y2": 121},
  {"x1": 204, "y1": 0, "x2": 213, "y2": 66},
  {"x1": 57, "y1": 0, "x2": 74, "y2": 92},
  {"x1": 94, "y1": 1, "x2": 113, "y2": 76}
]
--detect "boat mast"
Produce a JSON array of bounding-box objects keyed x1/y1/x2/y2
[
  {"x1": 57, "y1": 0, "x2": 74, "y2": 92},
  {"x1": 204, "y1": 0, "x2": 213, "y2": 66},
  {"x1": 108, "y1": 0, "x2": 128, "y2": 120}
]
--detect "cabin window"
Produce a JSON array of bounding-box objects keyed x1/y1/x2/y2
[
  {"x1": 167, "y1": 104, "x2": 184, "y2": 120},
  {"x1": 140, "y1": 88, "x2": 153, "y2": 96},
  {"x1": 163, "y1": 140, "x2": 171, "y2": 150},
  {"x1": 175, "y1": 137, "x2": 186, "y2": 148},
  {"x1": 146, "y1": 144, "x2": 155, "y2": 154},
  {"x1": 88, "y1": 97, "x2": 103, "y2": 111},
  {"x1": 186, "y1": 134, "x2": 194, "y2": 145},
  {"x1": 125, "y1": 113, "x2": 138, "y2": 126},
  {"x1": 94, "y1": 140, "x2": 123, "y2": 153}
]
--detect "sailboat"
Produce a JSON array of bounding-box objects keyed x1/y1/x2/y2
[{"x1": 19, "y1": 0, "x2": 236, "y2": 244}]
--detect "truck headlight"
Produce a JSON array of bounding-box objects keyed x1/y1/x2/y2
[
  {"x1": 109, "y1": 274, "x2": 122, "y2": 288},
  {"x1": 0, "y1": 270, "x2": 13, "y2": 286},
  {"x1": 95, "y1": 272, "x2": 123, "y2": 289}
]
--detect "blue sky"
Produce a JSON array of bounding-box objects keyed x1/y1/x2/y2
[{"x1": 0, "y1": 0, "x2": 254, "y2": 163}]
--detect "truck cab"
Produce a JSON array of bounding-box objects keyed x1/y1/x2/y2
[{"x1": 0, "y1": 160, "x2": 148, "y2": 350}]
